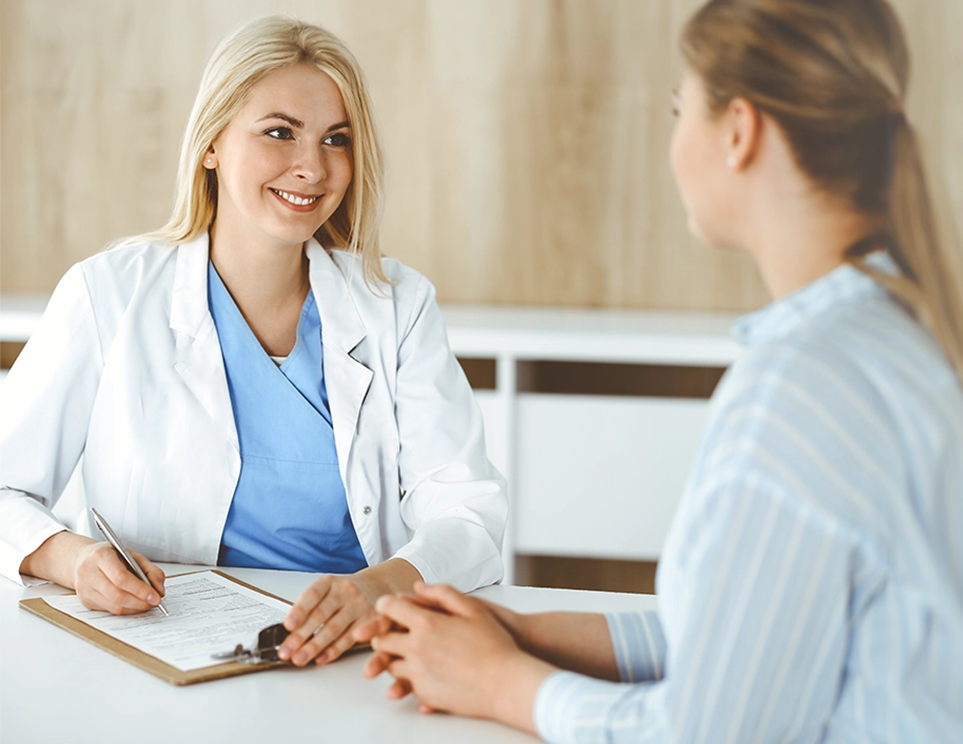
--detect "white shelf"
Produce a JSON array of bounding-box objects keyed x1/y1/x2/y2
[
  {"x1": 0, "y1": 295, "x2": 744, "y2": 365},
  {"x1": 0, "y1": 291, "x2": 49, "y2": 342},
  {"x1": 443, "y1": 305, "x2": 742, "y2": 365}
]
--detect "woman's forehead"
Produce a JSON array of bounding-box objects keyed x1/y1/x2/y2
[{"x1": 239, "y1": 63, "x2": 347, "y2": 124}]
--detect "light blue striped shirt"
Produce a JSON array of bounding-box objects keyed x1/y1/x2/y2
[{"x1": 534, "y1": 259, "x2": 963, "y2": 743}]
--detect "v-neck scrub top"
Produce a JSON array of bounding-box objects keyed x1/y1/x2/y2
[{"x1": 208, "y1": 264, "x2": 367, "y2": 573}]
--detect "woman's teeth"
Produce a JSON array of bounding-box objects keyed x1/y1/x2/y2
[{"x1": 273, "y1": 189, "x2": 320, "y2": 206}]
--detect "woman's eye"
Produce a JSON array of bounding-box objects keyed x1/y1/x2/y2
[
  {"x1": 265, "y1": 127, "x2": 294, "y2": 140},
  {"x1": 324, "y1": 132, "x2": 352, "y2": 148}
]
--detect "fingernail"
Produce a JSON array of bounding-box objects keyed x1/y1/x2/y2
[
  {"x1": 278, "y1": 647, "x2": 289, "y2": 660},
  {"x1": 294, "y1": 651, "x2": 308, "y2": 665},
  {"x1": 147, "y1": 593, "x2": 158, "y2": 604},
  {"x1": 317, "y1": 652, "x2": 329, "y2": 664}
]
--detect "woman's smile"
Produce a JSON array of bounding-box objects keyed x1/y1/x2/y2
[{"x1": 270, "y1": 187, "x2": 323, "y2": 211}]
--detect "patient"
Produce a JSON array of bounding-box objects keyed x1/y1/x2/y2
[{"x1": 356, "y1": 0, "x2": 963, "y2": 740}]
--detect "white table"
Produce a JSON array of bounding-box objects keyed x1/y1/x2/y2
[{"x1": 0, "y1": 566, "x2": 656, "y2": 744}]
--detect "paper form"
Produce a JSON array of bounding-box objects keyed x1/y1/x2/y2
[{"x1": 42, "y1": 571, "x2": 290, "y2": 671}]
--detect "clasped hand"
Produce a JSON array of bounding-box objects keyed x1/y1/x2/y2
[{"x1": 353, "y1": 582, "x2": 553, "y2": 728}]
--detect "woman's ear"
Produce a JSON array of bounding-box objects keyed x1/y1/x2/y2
[{"x1": 724, "y1": 97, "x2": 762, "y2": 171}]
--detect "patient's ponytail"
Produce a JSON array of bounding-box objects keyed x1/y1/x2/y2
[
  {"x1": 682, "y1": 0, "x2": 963, "y2": 378},
  {"x1": 883, "y1": 117, "x2": 963, "y2": 374}
]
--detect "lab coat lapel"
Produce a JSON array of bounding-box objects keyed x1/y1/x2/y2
[
  {"x1": 169, "y1": 235, "x2": 240, "y2": 453},
  {"x1": 306, "y1": 242, "x2": 373, "y2": 484}
]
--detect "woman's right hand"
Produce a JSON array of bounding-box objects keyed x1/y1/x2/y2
[
  {"x1": 21, "y1": 531, "x2": 166, "y2": 615},
  {"x1": 72, "y1": 541, "x2": 166, "y2": 614},
  {"x1": 473, "y1": 598, "x2": 533, "y2": 650}
]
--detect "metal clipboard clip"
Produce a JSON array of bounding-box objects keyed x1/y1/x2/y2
[{"x1": 211, "y1": 623, "x2": 290, "y2": 665}]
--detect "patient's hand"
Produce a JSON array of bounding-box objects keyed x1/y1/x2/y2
[{"x1": 356, "y1": 582, "x2": 554, "y2": 733}]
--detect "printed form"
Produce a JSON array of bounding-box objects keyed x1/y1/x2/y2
[{"x1": 42, "y1": 571, "x2": 289, "y2": 671}]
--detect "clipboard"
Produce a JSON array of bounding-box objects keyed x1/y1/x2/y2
[{"x1": 19, "y1": 569, "x2": 297, "y2": 686}]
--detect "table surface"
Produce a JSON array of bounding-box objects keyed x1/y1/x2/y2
[{"x1": 0, "y1": 565, "x2": 656, "y2": 744}]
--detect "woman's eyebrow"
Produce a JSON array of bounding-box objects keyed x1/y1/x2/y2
[
  {"x1": 257, "y1": 112, "x2": 304, "y2": 128},
  {"x1": 256, "y1": 113, "x2": 350, "y2": 133}
]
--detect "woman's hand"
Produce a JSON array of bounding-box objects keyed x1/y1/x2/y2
[
  {"x1": 354, "y1": 591, "x2": 533, "y2": 703},
  {"x1": 356, "y1": 582, "x2": 555, "y2": 732},
  {"x1": 278, "y1": 574, "x2": 378, "y2": 666},
  {"x1": 20, "y1": 530, "x2": 166, "y2": 615},
  {"x1": 279, "y1": 558, "x2": 421, "y2": 667},
  {"x1": 72, "y1": 541, "x2": 167, "y2": 614},
  {"x1": 473, "y1": 597, "x2": 530, "y2": 648}
]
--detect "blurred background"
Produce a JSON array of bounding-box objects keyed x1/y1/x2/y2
[
  {"x1": 3, "y1": 0, "x2": 960, "y2": 306},
  {"x1": 2, "y1": 0, "x2": 961, "y2": 592}
]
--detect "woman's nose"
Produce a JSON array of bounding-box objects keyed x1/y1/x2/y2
[{"x1": 293, "y1": 145, "x2": 326, "y2": 183}]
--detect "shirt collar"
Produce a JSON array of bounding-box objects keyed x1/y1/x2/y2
[{"x1": 732, "y1": 252, "x2": 896, "y2": 347}]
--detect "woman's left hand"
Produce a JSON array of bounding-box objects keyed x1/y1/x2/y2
[
  {"x1": 278, "y1": 558, "x2": 422, "y2": 666},
  {"x1": 278, "y1": 575, "x2": 375, "y2": 665}
]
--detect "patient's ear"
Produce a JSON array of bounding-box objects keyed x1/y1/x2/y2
[{"x1": 723, "y1": 96, "x2": 762, "y2": 170}]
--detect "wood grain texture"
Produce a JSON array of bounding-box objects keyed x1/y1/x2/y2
[
  {"x1": 515, "y1": 554, "x2": 659, "y2": 596},
  {"x1": 1, "y1": 0, "x2": 959, "y2": 312}
]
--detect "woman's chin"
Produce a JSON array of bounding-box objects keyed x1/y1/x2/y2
[
  {"x1": 686, "y1": 217, "x2": 736, "y2": 253},
  {"x1": 686, "y1": 215, "x2": 713, "y2": 247}
]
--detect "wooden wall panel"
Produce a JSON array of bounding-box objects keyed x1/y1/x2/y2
[{"x1": 1, "y1": 0, "x2": 959, "y2": 312}]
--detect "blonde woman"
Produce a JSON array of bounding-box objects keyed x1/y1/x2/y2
[
  {"x1": 0, "y1": 16, "x2": 506, "y2": 667},
  {"x1": 357, "y1": 0, "x2": 963, "y2": 740}
]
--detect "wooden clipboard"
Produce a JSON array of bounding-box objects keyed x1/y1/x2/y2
[{"x1": 19, "y1": 569, "x2": 295, "y2": 686}]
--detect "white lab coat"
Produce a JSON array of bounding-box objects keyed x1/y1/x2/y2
[{"x1": 0, "y1": 235, "x2": 507, "y2": 589}]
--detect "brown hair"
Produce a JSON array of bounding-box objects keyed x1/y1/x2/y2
[{"x1": 682, "y1": 0, "x2": 963, "y2": 376}]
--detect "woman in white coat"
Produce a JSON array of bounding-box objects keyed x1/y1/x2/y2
[{"x1": 0, "y1": 16, "x2": 506, "y2": 667}]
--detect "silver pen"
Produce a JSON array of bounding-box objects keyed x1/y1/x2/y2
[{"x1": 89, "y1": 507, "x2": 169, "y2": 617}]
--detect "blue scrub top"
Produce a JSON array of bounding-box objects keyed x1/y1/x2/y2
[{"x1": 208, "y1": 263, "x2": 368, "y2": 573}]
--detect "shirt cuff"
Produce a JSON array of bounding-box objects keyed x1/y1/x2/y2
[
  {"x1": 534, "y1": 671, "x2": 591, "y2": 744},
  {"x1": 605, "y1": 610, "x2": 667, "y2": 683},
  {"x1": 535, "y1": 670, "x2": 653, "y2": 744}
]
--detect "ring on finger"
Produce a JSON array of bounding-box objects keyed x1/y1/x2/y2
[{"x1": 312, "y1": 622, "x2": 326, "y2": 636}]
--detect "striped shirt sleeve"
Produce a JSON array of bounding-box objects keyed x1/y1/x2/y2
[
  {"x1": 605, "y1": 611, "x2": 666, "y2": 683},
  {"x1": 533, "y1": 474, "x2": 855, "y2": 744}
]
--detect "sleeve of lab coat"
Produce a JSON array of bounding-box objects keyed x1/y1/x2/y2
[
  {"x1": 389, "y1": 275, "x2": 508, "y2": 591},
  {"x1": 0, "y1": 264, "x2": 104, "y2": 584}
]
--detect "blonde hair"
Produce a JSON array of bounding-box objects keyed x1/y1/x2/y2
[
  {"x1": 682, "y1": 0, "x2": 963, "y2": 377},
  {"x1": 141, "y1": 15, "x2": 388, "y2": 285}
]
